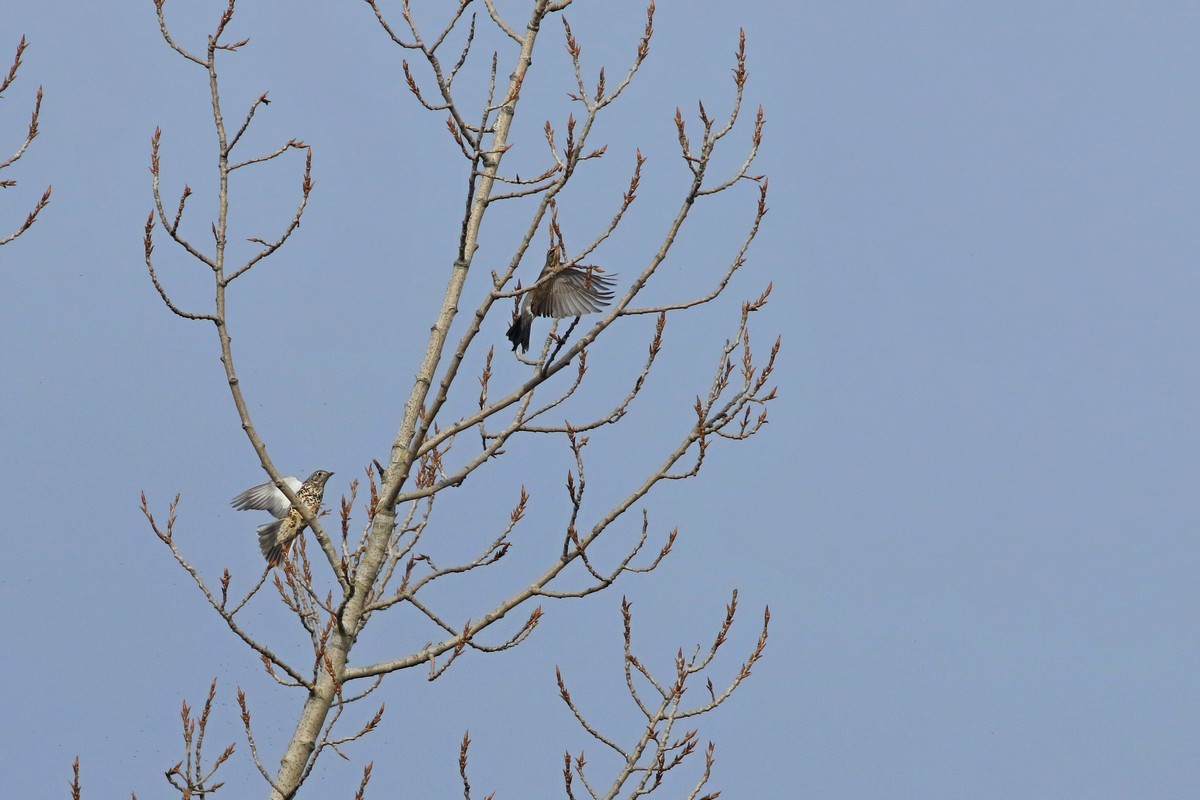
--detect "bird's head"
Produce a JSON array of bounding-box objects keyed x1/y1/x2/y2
[{"x1": 307, "y1": 469, "x2": 334, "y2": 487}]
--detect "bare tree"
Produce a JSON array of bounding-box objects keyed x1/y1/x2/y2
[
  {"x1": 0, "y1": 36, "x2": 51, "y2": 248},
  {"x1": 135, "y1": 1, "x2": 776, "y2": 797}
]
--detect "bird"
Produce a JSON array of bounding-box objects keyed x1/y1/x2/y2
[
  {"x1": 506, "y1": 246, "x2": 616, "y2": 353},
  {"x1": 230, "y1": 470, "x2": 334, "y2": 567}
]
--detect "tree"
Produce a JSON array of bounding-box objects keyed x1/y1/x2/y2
[{"x1": 134, "y1": 1, "x2": 776, "y2": 797}]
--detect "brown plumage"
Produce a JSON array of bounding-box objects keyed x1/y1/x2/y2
[
  {"x1": 506, "y1": 247, "x2": 616, "y2": 353},
  {"x1": 230, "y1": 470, "x2": 334, "y2": 567}
]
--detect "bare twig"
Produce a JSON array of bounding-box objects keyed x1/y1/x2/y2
[
  {"x1": 556, "y1": 594, "x2": 768, "y2": 799},
  {"x1": 0, "y1": 37, "x2": 51, "y2": 247},
  {"x1": 165, "y1": 679, "x2": 237, "y2": 797}
]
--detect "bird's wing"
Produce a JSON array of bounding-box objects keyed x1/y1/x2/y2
[
  {"x1": 230, "y1": 476, "x2": 303, "y2": 518},
  {"x1": 534, "y1": 268, "x2": 616, "y2": 318}
]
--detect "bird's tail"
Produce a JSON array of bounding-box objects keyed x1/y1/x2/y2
[
  {"x1": 257, "y1": 520, "x2": 286, "y2": 567},
  {"x1": 506, "y1": 311, "x2": 533, "y2": 353}
]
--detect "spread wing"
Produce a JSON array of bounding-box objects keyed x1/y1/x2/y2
[
  {"x1": 531, "y1": 267, "x2": 616, "y2": 318},
  {"x1": 230, "y1": 475, "x2": 303, "y2": 519}
]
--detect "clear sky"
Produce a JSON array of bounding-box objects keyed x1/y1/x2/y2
[{"x1": 1, "y1": 2, "x2": 1197, "y2": 798}]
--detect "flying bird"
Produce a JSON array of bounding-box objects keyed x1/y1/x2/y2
[
  {"x1": 506, "y1": 247, "x2": 616, "y2": 353},
  {"x1": 230, "y1": 470, "x2": 334, "y2": 567}
]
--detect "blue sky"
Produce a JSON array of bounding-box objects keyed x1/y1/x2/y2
[{"x1": 1, "y1": 2, "x2": 1197, "y2": 798}]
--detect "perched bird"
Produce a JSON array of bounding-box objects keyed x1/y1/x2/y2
[
  {"x1": 230, "y1": 470, "x2": 334, "y2": 567},
  {"x1": 506, "y1": 246, "x2": 616, "y2": 353}
]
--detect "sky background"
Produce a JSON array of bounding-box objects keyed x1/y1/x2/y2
[{"x1": 1, "y1": 1, "x2": 1197, "y2": 798}]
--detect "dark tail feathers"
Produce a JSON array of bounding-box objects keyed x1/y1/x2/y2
[{"x1": 506, "y1": 312, "x2": 532, "y2": 353}]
